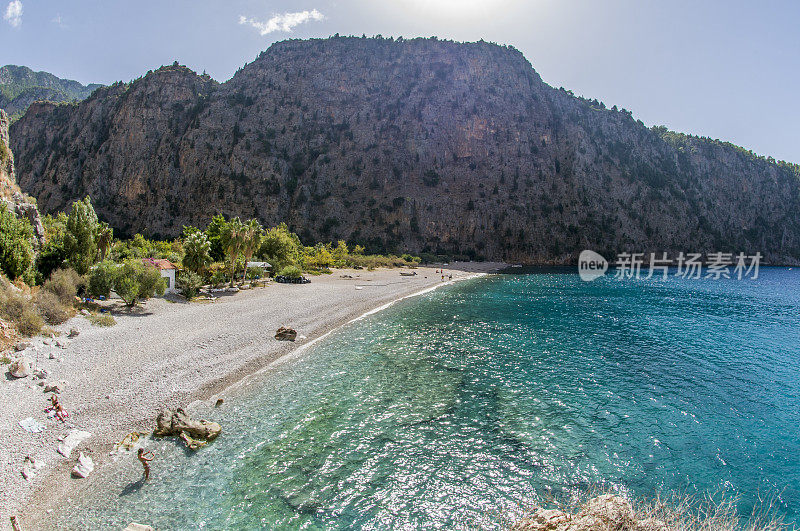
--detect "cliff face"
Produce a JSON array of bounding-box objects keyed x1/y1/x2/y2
[
  {"x1": 9, "y1": 37, "x2": 800, "y2": 263},
  {"x1": 1, "y1": 109, "x2": 44, "y2": 243}
]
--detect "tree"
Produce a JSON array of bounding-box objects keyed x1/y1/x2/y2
[
  {"x1": 113, "y1": 261, "x2": 165, "y2": 307},
  {"x1": 240, "y1": 219, "x2": 263, "y2": 280},
  {"x1": 221, "y1": 217, "x2": 245, "y2": 286},
  {"x1": 96, "y1": 222, "x2": 113, "y2": 261},
  {"x1": 64, "y1": 197, "x2": 99, "y2": 274},
  {"x1": 258, "y1": 223, "x2": 301, "y2": 272},
  {"x1": 182, "y1": 231, "x2": 212, "y2": 275},
  {"x1": 37, "y1": 212, "x2": 68, "y2": 279},
  {"x1": 0, "y1": 207, "x2": 35, "y2": 282},
  {"x1": 87, "y1": 260, "x2": 117, "y2": 298},
  {"x1": 205, "y1": 214, "x2": 228, "y2": 262}
]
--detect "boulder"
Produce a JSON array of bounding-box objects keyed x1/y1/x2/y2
[
  {"x1": 511, "y1": 495, "x2": 646, "y2": 531},
  {"x1": 80, "y1": 309, "x2": 91, "y2": 316},
  {"x1": 68, "y1": 328, "x2": 80, "y2": 338},
  {"x1": 14, "y1": 342, "x2": 30, "y2": 352},
  {"x1": 71, "y1": 452, "x2": 94, "y2": 478},
  {"x1": 58, "y1": 429, "x2": 92, "y2": 458},
  {"x1": 9, "y1": 357, "x2": 32, "y2": 378},
  {"x1": 154, "y1": 408, "x2": 221, "y2": 450},
  {"x1": 275, "y1": 326, "x2": 297, "y2": 341}
]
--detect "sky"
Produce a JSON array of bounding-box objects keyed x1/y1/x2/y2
[{"x1": 1, "y1": 0, "x2": 799, "y2": 163}]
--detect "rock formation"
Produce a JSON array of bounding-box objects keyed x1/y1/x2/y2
[
  {"x1": 154, "y1": 407, "x2": 221, "y2": 450},
  {"x1": 9, "y1": 37, "x2": 800, "y2": 263},
  {"x1": 511, "y1": 494, "x2": 668, "y2": 531},
  {"x1": 274, "y1": 326, "x2": 297, "y2": 341},
  {"x1": 0, "y1": 109, "x2": 44, "y2": 244}
]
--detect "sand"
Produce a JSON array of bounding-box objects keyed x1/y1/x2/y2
[{"x1": 0, "y1": 263, "x2": 503, "y2": 529}]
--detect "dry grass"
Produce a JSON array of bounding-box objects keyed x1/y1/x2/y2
[
  {"x1": 87, "y1": 313, "x2": 116, "y2": 327},
  {"x1": 630, "y1": 490, "x2": 787, "y2": 531}
]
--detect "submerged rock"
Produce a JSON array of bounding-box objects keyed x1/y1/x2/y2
[{"x1": 154, "y1": 407, "x2": 221, "y2": 450}]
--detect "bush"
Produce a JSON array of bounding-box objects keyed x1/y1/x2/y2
[
  {"x1": 0, "y1": 207, "x2": 35, "y2": 282},
  {"x1": 35, "y1": 290, "x2": 71, "y2": 325},
  {"x1": 15, "y1": 307, "x2": 44, "y2": 336},
  {"x1": 44, "y1": 268, "x2": 84, "y2": 304},
  {"x1": 177, "y1": 270, "x2": 203, "y2": 299},
  {"x1": 114, "y1": 261, "x2": 166, "y2": 307},
  {"x1": 278, "y1": 265, "x2": 302, "y2": 279},
  {"x1": 87, "y1": 260, "x2": 117, "y2": 298},
  {"x1": 0, "y1": 283, "x2": 43, "y2": 336}
]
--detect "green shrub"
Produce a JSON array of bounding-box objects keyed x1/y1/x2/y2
[
  {"x1": 64, "y1": 197, "x2": 100, "y2": 275},
  {"x1": 114, "y1": 261, "x2": 166, "y2": 307},
  {"x1": 278, "y1": 265, "x2": 302, "y2": 279},
  {"x1": 87, "y1": 260, "x2": 117, "y2": 298},
  {"x1": 35, "y1": 290, "x2": 71, "y2": 325},
  {"x1": 177, "y1": 270, "x2": 203, "y2": 299},
  {"x1": 0, "y1": 207, "x2": 35, "y2": 281},
  {"x1": 44, "y1": 268, "x2": 84, "y2": 304}
]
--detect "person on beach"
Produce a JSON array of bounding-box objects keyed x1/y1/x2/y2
[
  {"x1": 49, "y1": 395, "x2": 68, "y2": 422},
  {"x1": 138, "y1": 448, "x2": 154, "y2": 480}
]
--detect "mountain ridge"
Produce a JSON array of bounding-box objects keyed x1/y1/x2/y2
[
  {"x1": 9, "y1": 36, "x2": 800, "y2": 264},
  {"x1": 0, "y1": 64, "x2": 102, "y2": 120}
]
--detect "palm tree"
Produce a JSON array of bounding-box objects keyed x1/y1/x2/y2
[
  {"x1": 96, "y1": 222, "x2": 113, "y2": 261},
  {"x1": 222, "y1": 217, "x2": 245, "y2": 287},
  {"x1": 240, "y1": 219, "x2": 263, "y2": 281}
]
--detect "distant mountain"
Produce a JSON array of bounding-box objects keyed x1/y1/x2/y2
[
  {"x1": 9, "y1": 37, "x2": 800, "y2": 264},
  {"x1": 0, "y1": 65, "x2": 102, "y2": 119}
]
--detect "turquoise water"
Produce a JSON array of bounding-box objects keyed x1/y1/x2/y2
[{"x1": 61, "y1": 269, "x2": 800, "y2": 529}]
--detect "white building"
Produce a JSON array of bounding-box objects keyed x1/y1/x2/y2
[{"x1": 143, "y1": 258, "x2": 179, "y2": 294}]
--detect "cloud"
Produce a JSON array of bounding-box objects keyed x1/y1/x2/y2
[
  {"x1": 4, "y1": 0, "x2": 22, "y2": 27},
  {"x1": 239, "y1": 9, "x2": 324, "y2": 36}
]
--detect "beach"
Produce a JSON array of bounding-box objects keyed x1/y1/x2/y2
[{"x1": 1, "y1": 263, "x2": 503, "y2": 529}]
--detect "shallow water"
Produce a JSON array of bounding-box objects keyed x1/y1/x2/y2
[{"x1": 59, "y1": 269, "x2": 800, "y2": 529}]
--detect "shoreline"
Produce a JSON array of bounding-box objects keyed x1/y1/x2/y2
[{"x1": 3, "y1": 263, "x2": 503, "y2": 529}]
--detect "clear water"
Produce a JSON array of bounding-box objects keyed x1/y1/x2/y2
[{"x1": 59, "y1": 269, "x2": 800, "y2": 529}]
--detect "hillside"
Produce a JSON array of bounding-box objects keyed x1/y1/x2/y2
[
  {"x1": 0, "y1": 65, "x2": 101, "y2": 120},
  {"x1": 9, "y1": 37, "x2": 800, "y2": 264}
]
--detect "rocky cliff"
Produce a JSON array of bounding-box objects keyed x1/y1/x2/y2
[
  {"x1": 9, "y1": 37, "x2": 800, "y2": 263},
  {"x1": 0, "y1": 109, "x2": 43, "y2": 243}
]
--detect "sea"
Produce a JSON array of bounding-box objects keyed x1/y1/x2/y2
[{"x1": 57, "y1": 267, "x2": 800, "y2": 529}]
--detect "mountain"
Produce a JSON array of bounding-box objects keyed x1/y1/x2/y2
[
  {"x1": 8, "y1": 37, "x2": 800, "y2": 264},
  {"x1": 0, "y1": 65, "x2": 102, "y2": 120}
]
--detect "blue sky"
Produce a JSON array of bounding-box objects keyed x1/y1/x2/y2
[{"x1": 2, "y1": 0, "x2": 799, "y2": 163}]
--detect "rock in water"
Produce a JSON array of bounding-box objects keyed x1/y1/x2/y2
[
  {"x1": 71, "y1": 452, "x2": 94, "y2": 478},
  {"x1": 275, "y1": 327, "x2": 297, "y2": 341},
  {"x1": 57, "y1": 429, "x2": 92, "y2": 458},
  {"x1": 154, "y1": 408, "x2": 221, "y2": 450},
  {"x1": 9, "y1": 357, "x2": 32, "y2": 378}
]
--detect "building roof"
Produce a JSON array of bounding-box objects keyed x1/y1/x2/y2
[{"x1": 142, "y1": 258, "x2": 179, "y2": 270}]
